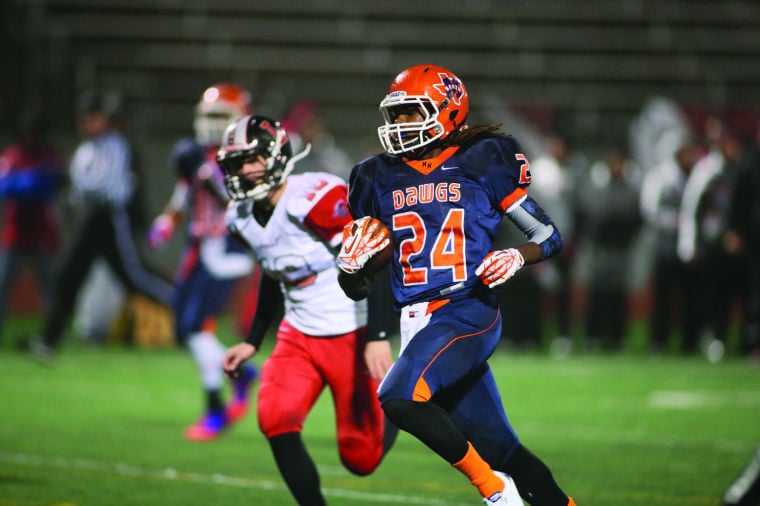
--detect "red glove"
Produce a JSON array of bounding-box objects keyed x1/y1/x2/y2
[
  {"x1": 475, "y1": 248, "x2": 524, "y2": 288},
  {"x1": 147, "y1": 213, "x2": 175, "y2": 251}
]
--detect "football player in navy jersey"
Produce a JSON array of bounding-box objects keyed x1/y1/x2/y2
[
  {"x1": 337, "y1": 64, "x2": 576, "y2": 506},
  {"x1": 147, "y1": 83, "x2": 258, "y2": 441}
]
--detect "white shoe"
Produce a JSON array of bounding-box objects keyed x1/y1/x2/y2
[
  {"x1": 483, "y1": 471, "x2": 523, "y2": 505},
  {"x1": 19, "y1": 335, "x2": 55, "y2": 364}
]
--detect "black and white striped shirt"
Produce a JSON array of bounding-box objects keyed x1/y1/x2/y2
[{"x1": 69, "y1": 129, "x2": 134, "y2": 207}]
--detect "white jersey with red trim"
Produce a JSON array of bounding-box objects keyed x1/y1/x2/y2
[{"x1": 226, "y1": 172, "x2": 366, "y2": 336}]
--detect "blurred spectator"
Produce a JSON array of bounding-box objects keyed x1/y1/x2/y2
[
  {"x1": 678, "y1": 119, "x2": 752, "y2": 360},
  {"x1": 640, "y1": 139, "x2": 701, "y2": 353},
  {"x1": 20, "y1": 89, "x2": 173, "y2": 361},
  {"x1": 581, "y1": 149, "x2": 642, "y2": 351},
  {"x1": 74, "y1": 259, "x2": 127, "y2": 343},
  {"x1": 723, "y1": 130, "x2": 760, "y2": 358},
  {"x1": 73, "y1": 95, "x2": 159, "y2": 347},
  {"x1": 529, "y1": 133, "x2": 581, "y2": 345},
  {"x1": 494, "y1": 219, "x2": 544, "y2": 349},
  {"x1": 0, "y1": 110, "x2": 65, "y2": 337},
  {"x1": 629, "y1": 96, "x2": 693, "y2": 172},
  {"x1": 281, "y1": 100, "x2": 353, "y2": 179}
]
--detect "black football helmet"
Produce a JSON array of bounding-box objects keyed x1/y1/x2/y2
[{"x1": 216, "y1": 114, "x2": 311, "y2": 201}]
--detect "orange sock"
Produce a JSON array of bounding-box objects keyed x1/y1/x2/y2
[
  {"x1": 568, "y1": 498, "x2": 576, "y2": 506},
  {"x1": 451, "y1": 442, "x2": 504, "y2": 498}
]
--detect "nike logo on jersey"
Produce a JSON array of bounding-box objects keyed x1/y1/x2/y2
[{"x1": 441, "y1": 165, "x2": 459, "y2": 171}]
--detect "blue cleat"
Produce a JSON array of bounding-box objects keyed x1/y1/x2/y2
[
  {"x1": 184, "y1": 410, "x2": 228, "y2": 442},
  {"x1": 226, "y1": 363, "x2": 258, "y2": 423}
]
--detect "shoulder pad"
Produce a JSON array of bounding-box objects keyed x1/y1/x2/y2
[{"x1": 286, "y1": 172, "x2": 346, "y2": 220}]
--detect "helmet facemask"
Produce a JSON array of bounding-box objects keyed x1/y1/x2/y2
[
  {"x1": 195, "y1": 106, "x2": 244, "y2": 147},
  {"x1": 378, "y1": 96, "x2": 445, "y2": 155},
  {"x1": 220, "y1": 153, "x2": 283, "y2": 202}
]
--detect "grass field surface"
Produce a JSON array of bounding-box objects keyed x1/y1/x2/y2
[{"x1": 1, "y1": 315, "x2": 758, "y2": 506}]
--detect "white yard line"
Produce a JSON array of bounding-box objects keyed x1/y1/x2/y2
[
  {"x1": 648, "y1": 389, "x2": 760, "y2": 409},
  {"x1": 0, "y1": 452, "x2": 471, "y2": 506}
]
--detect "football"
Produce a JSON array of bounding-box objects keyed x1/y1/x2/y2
[{"x1": 361, "y1": 223, "x2": 393, "y2": 275}]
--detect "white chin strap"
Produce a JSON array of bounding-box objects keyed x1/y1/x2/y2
[{"x1": 249, "y1": 142, "x2": 312, "y2": 201}]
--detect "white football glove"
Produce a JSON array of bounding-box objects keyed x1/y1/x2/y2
[
  {"x1": 475, "y1": 248, "x2": 525, "y2": 288},
  {"x1": 337, "y1": 216, "x2": 391, "y2": 274}
]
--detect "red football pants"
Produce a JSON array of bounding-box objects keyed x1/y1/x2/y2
[{"x1": 257, "y1": 319, "x2": 386, "y2": 475}]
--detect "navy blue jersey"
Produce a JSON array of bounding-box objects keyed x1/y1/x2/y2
[
  {"x1": 348, "y1": 134, "x2": 532, "y2": 307},
  {"x1": 171, "y1": 137, "x2": 206, "y2": 180}
]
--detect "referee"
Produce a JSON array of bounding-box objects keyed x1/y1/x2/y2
[{"x1": 24, "y1": 89, "x2": 173, "y2": 360}]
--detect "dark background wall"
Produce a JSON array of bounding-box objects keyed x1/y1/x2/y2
[
  {"x1": 2, "y1": 0, "x2": 760, "y2": 215},
  {"x1": 1, "y1": 0, "x2": 759, "y2": 321}
]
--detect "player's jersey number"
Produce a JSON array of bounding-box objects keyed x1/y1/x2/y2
[{"x1": 392, "y1": 209, "x2": 466, "y2": 286}]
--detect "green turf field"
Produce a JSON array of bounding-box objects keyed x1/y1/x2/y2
[{"x1": 1, "y1": 315, "x2": 758, "y2": 506}]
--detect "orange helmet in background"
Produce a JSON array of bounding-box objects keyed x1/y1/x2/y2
[
  {"x1": 194, "y1": 83, "x2": 252, "y2": 147},
  {"x1": 377, "y1": 64, "x2": 469, "y2": 155}
]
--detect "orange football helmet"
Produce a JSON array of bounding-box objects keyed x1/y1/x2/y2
[
  {"x1": 377, "y1": 64, "x2": 469, "y2": 155},
  {"x1": 194, "y1": 83, "x2": 252, "y2": 147}
]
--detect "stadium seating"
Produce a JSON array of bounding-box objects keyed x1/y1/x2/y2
[{"x1": 2, "y1": 0, "x2": 759, "y2": 159}]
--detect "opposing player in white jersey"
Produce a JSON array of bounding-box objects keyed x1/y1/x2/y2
[
  {"x1": 218, "y1": 115, "x2": 396, "y2": 506},
  {"x1": 147, "y1": 83, "x2": 258, "y2": 441}
]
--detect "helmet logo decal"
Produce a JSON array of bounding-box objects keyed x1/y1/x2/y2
[
  {"x1": 259, "y1": 120, "x2": 277, "y2": 138},
  {"x1": 432, "y1": 72, "x2": 464, "y2": 106},
  {"x1": 333, "y1": 200, "x2": 349, "y2": 219}
]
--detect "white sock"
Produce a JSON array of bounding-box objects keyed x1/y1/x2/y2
[{"x1": 186, "y1": 331, "x2": 226, "y2": 391}]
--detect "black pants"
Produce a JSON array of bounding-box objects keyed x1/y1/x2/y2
[
  {"x1": 42, "y1": 205, "x2": 173, "y2": 348},
  {"x1": 585, "y1": 284, "x2": 628, "y2": 349},
  {"x1": 649, "y1": 256, "x2": 701, "y2": 352},
  {"x1": 700, "y1": 247, "x2": 750, "y2": 344}
]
